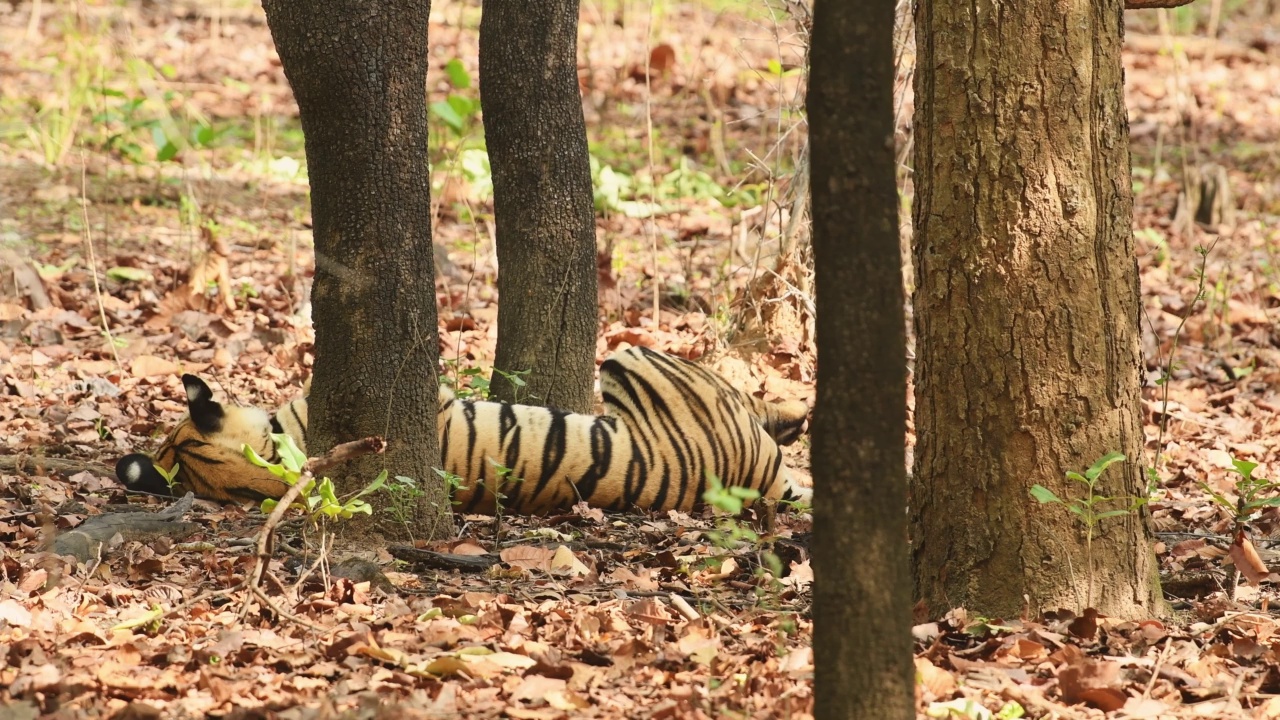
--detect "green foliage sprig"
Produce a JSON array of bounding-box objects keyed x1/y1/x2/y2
[
  {"x1": 1199, "y1": 457, "x2": 1280, "y2": 528},
  {"x1": 245, "y1": 434, "x2": 385, "y2": 521}
]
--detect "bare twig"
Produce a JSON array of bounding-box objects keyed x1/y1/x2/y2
[
  {"x1": 80, "y1": 154, "x2": 122, "y2": 371},
  {"x1": 0, "y1": 455, "x2": 114, "y2": 478},
  {"x1": 670, "y1": 593, "x2": 701, "y2": 621},
  {"x1": 247, "y1": 436, "x2": 386, "y2": 592},
  {"x1": 1144, "y1": 637, "x2": 1174, "y2": 698}
]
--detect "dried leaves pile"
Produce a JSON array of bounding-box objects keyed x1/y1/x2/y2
[{"x1": 5, "y1": 1, "x2": 1280, "y2": 718}]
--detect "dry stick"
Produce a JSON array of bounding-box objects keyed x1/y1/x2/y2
[
  {"x1": 1143, "y1": 637, "x2": 1174, "y2": 699},
  {"x1": 247, "y1": 436, "x2": 387, "y2": 592},
  {"x1": 159, "y1": 437, "x2": 386, "y2": 630},
  {"x1": 238, "y1": 437, "x2": 386, "y2": 630},
  {"x1": 80, "y1": 154, "x2": 123, "y2": 372},
  {"x1": 0, "y1": 455, "x2": 114, "y2": 478},
  {"x1": 642, "y1": 0, "x2": 660, "y2": 323}
]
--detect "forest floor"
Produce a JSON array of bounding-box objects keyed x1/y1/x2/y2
[{"x1": 3, "y1": 0, "x2": 1280, "y2": 718}]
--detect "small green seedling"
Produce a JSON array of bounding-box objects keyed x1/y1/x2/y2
[
  {"x1": 156, "y1": 461, "x2": 182, "y2": 493},
  {"x1": 1030, "y1": 452, "x2": 1145, "y2": 608},
  {"x1": 244, "y1": 434, "x2": 384, "y2": 521},
  {"x1": 1199, "y1": 458, "x2": 1280, "y2": 529}
]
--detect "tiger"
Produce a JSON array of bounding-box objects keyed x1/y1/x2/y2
[{"x1": 114, "y1": 346, "x2": 812, "y2": 514}]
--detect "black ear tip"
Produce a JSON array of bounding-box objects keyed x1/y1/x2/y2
[{"x1": 181, "y1": 374, "x2": 213, "y2": 405}]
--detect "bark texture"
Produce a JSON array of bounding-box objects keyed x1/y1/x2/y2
[
  {"x1": 479, "y1": 0, "x2": 598, "y2": 413},
  {"x1": 262, "y1": 0, "x2": 450, "y2": 540},
  {"x1": 912, "y1": 0, "x2": 1163, "y2": 618},
  {"x1": 810, "y1": 0, "x2": 914, "y2": 717}
]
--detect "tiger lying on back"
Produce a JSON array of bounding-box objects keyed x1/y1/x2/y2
[{"x1": 115, "y1": 346, "x2": 812, "y2": 514}]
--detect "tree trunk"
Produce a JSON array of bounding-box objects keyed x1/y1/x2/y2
[
  {"x1": 810, "y1": 0, "x2": 914, "y2": 716},
  {"x1": 479, "y1": 0, "x2": 598, "y2": 413},
  {"x1": 911, "y1": 0, "x2": 1163, "y2": 618},
  {"x1": 262, "y1": 0, "x2": 450, "y2": 541}
]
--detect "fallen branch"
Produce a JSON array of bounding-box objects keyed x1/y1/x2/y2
[
  {"x1": 52, "y1": 493, "x2": 199, "y2": 562},
  {"x1": 0, "y1": 454, "x2": 115, "y2": 479},
  {"x1": 388, "y1": 544, "x2": 502, "y2": 572},
  {"x1": 1125, "y1": 33, "x2": 1269, "y2": 63}
]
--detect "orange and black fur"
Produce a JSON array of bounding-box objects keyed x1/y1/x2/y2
[{"x1": 116, "y1": 347, "x2": 811, "y2": 513}]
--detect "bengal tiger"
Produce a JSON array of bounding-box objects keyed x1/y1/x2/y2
[{"x1": 115, "y1": 346, "x2": 812, "y2": 513}]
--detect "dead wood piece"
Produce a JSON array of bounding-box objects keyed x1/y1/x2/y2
[
  {"x1": 0, "y1": 454, "x2": 116, "y2": 479},
  {"x1": 52, "y1": 493, "x2": 199, "y2": 562},
  {"x1": 1125, "y1": 33, "x2": 1269, "y2": 63},
  {"x1": 388, "y1": 544, "x2": 501, "y2": 572}
]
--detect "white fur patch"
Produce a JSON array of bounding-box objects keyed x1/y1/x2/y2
[{"x1": 125, "y1": 462, "x2": 142, "y2": 482}]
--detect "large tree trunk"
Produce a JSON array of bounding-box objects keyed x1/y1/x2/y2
[
  {"x1": 810, "y1": 0, "x2": 914, "y2": 716},
  {"x1": 478, "y1": 0, "x2": 598, "y2": 413},
  {"x1": 262, "y1": 0, "x2": 450, "y2": 541},
  {"x1": 911, "y1": 0, "x2": 1163, "y2": 618}
]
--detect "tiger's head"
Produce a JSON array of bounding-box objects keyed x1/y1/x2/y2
[{"x1": 115, "y1": 374, "x2": 301, "y2": 503}]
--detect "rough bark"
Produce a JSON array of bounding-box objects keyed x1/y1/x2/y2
[
  {"x1": 809, "y1": 0, "x2": 914, "y2": 717},
  {"x1": 912, "y1": 0, "x2": 1164, "y2": 618},
  {"x1": 262, "y1": 0, "x2": 450, "y2": 541},
  {"x1": 479, "y1": 0, "x2": 598, "y2": 413}
]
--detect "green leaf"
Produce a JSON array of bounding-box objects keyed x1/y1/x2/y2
[
  {"x1": 343, "y1": 500, "x2": 373, "y2": 516},
  {"x1": 1195, "y1": 481, "x2": 1234, "y2": 510},
  {"x1": 350, "y1": 469, "x2": 388, "y2": 502},
  {"x1": 1084, "y1": 451, "x2": 1126, "y2": 481},
  {"x1": 273, "y1": 433, "x2": 307, "y2": 474},
  {"x1": 447, "y1": 94, "x2": 476, "y2": 119},
  {"x1": 444, "y1": 58, "x2": 471, "y2": 89},
  {"x1": 430, "y1": 101, "x2": 465, "y2": 132},
  {"x1": 106, "y1": 266, "x2": 152, "y2": 283},
  {"x1": 1248, "y1": 496, "x2": 1280, "y2": 508},
  {"x1": 244, "y1": 444, "x2": 272, "y2": 468},
  {"x1": 317, "y1": 477, "x2": 339, "y2": 505},
  {"x1": 156, "y1": 141, "x2": 179, "y2": 162},
  {"x1": 995, "y1": 701, "x2": 1026, "y2": 719},
  {"x1": 766, "y1": 58, "x2": 783, "y2": 77},
  {"x1": 1065, "y1": 471, "x2": 1088, "y2": 485},
  {"x1": 260, "y1": 498, "x2": 278, "y2": 514},
  {"x1": 1231, "y1": 458, "x2": 1260, "y2": 481},
  {"x1": 243, "y1": 444, "x2": 292, "y2": 480},
  {"x1": 193, "y1": 124, "x2": 216, "y2": 146},
  {"x1": 1029, "y1": 485, "x2": 1062, "y2": 504}
]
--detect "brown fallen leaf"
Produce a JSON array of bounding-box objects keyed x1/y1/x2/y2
[
  {"x1": 1229, "y1": 531, "x2": 1268, "y2": 585},
  {"x1": 1058, "y1": 656, "x2": 1123, "y2": 709},
  {"x1": 130, "y1": 355, "x2": 179, "y2": 379},
  {"x1": 914, "y1": 657, "x2": 957, "y2": 698}
]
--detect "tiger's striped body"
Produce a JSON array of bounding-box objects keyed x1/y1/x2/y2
[{"x1": 115, "y1": 347, "x2": 811, "y2": 513}]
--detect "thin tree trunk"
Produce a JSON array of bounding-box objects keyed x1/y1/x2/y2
[
  {"x1": 479, "y1": 0, "x2": 598, "y2": 413},
  {"x1": 911, "y1": 0, "x2": 1164, "y2": 618},
  {"x1": 262, "y1": 0, "x2": 450, "y2": 541},
  {"x1": 810, "y1": 0, "x2": 914, "y2": 716}
]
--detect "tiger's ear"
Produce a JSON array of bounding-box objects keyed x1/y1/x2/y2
[{"x1": 181, "y1": 374, "x2": 224, "y2": 434}]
